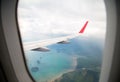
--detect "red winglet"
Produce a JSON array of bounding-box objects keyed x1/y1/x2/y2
[{"x1": 79, "y1": 21, "x2": 88, "y2": 33}]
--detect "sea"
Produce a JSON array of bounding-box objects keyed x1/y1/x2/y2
[{"x1": 23, "y1": 36, "x2": 103, "y2": 82}]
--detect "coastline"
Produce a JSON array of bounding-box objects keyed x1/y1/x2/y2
[{"x1": 48, "y1": 55, "x2": 78, "y2": 82}]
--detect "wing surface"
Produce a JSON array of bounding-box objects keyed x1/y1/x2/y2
[{"x1": 23, "y1": 21, "x2": 88, "y2": 51}]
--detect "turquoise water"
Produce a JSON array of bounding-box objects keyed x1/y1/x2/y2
[
  {"x1": 25, "y1": 46, "x2": 74, "y2": 82},
  {"x1": 24, "y1": 37, "x2": 103, "y2": 82}
]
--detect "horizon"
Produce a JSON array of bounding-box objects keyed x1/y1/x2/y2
[{"x1": 18, "y1": 0, "x2": 106, "y2": 41}]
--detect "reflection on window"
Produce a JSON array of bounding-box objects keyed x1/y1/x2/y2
[{"x1": 18, "y1": 0, "x2": 106, "y2": 82}]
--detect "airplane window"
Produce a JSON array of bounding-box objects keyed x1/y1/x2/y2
[{"x1": 17, "y1": 0, "x2": 106, "y2": 82}]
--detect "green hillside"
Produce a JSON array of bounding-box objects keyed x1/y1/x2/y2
[
  {"x1": 76, "y1": 57, "x2": 101, "y2": 72},
  {"x1": 54, "y1": 69, "x2": 99, "y2": 82},
  {"x1": 54, "y1": 55, "x2": 101, "y2": 82}
]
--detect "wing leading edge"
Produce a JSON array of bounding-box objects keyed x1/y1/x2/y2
[{"x1": 23, "y1": 21, "x2": 89, "y2": 51}]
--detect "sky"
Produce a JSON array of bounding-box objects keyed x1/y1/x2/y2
[{"x1": 18, "y1": 0, "x2": 106, "y2": 41}]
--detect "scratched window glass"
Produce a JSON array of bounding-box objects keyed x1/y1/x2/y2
[{"x1": 18, "y1": 0, "x2": 106, "y2": 82}]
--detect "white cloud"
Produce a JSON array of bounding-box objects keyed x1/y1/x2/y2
[{"x1": 18, "y1": 0, "x2": 106, "y2": 41}]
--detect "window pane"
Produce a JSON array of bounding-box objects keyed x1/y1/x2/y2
[{"x1": 18, "y1": 0, "x2": 106, "y2": 82}]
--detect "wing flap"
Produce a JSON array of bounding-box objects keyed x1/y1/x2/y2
[
  {"x1": 32, "y1": 47, "x2": 50, "y2": 52},
  {"x1": 57, "y1": 40, "x2": 70, "y2": 44}
]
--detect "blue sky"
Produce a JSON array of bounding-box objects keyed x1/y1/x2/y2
[{"x1": 18, "y1": 0, "x2": 106, "y2": 41}]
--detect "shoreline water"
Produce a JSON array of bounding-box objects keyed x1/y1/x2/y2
[{"x1": 48, "y1": 55, "x2": 78, "y2": 82}]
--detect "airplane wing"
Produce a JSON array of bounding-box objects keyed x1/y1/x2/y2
[{"x1": 23, "y1": 21, "x2": 88, "y2": 51}]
